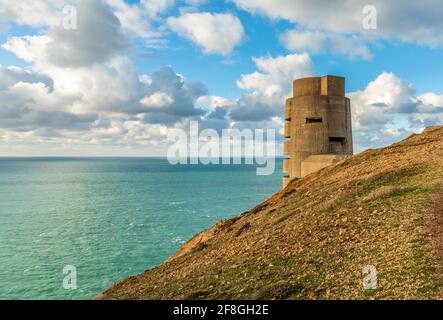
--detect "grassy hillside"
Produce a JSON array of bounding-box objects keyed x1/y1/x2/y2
[{"x1": 102, "y1": 127, "x2": 443, "y2": 300}]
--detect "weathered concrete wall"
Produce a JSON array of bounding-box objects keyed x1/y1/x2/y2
[
  {"x1": 283, "y1": 75, "x2": 353, "y2": 188},
  {"x1": 300, "y1": 154, "x2": 348, "y2": 177}
]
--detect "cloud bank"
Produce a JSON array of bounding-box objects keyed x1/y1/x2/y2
[{"x1": 0, "y1": 0, "x2": 441, "y2": 156}]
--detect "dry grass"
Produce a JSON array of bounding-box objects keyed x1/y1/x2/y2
[
  {"x1": 102, "y1": 127, "x2": 443, "y2": 300},
  {"x1": 360, "y1": 186, "x2": 414, "y2": 203}
]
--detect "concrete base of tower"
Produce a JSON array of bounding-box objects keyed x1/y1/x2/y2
[{"x1": 300, "y1": 154, "x2": 349, "y2": 177}]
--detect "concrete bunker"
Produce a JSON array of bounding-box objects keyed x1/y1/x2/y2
[{"x1": 282, "y1": 75, "x2": 353, "y2": 188}]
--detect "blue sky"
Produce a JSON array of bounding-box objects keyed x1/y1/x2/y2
[{"x1": 0, "y1": 0, "x2": 442, "y2": 156}]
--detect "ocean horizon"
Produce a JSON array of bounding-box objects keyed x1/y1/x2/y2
[{"x1": 0, "y1": 157, "x2": 282, "y2": 299}]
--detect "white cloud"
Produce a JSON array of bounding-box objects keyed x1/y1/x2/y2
[
  {"x1": 0, "y1": 0, "x2": 211, "y2": 155},
  {"x1": 228, "y1": 53, "x2": 313, "y2": 122},
  {"x1": 0, "y1": 65, "x2": 52, "y2": 90},
  {"x1": 140, "y1": 92, "x2": 174, "y2": 109},
  {"x1": 141, "y1": 0, "x2": 176, "y2": 19},
  {"x1": 351, "y1": 73, "x2": 416, "y2": 111},
  {"x1": 3, "y1": 1, "x2": 127, "y2": 68},
  {"x1": 237, "y1": 53, "x2": 313, "y2": 100},
  {"x1": 0, "y1": 0, "x2": 68, "y2": 28},
  {"x1": 105, "y1": 0, "x2": 178, "y2": 39},
  {"x1": 0, "y1": 60, "x2": 210, "y2": 154},
  {"x1": 0, "y1": 0, "x2": 169, "y2": 43},
  {"x1": 140, "y1": 67, "x2": 207, "y2": 120},
  {"x1": 106, "y1": 0, "x2": 155, "y2": 38},
  {"x1": 349, "y1": 72, "x2": 443, "y2": 151},
  {"x1": 167, "y1": 12, "x2": 244, "y2": 55},
  {"x1": 1, "y1": 0, "x2": 441, "y2": 156},
  {"x1": 233, "y1": 0, "x2": 443, "y2": 45},
  {"x1": 280, "y1": 30, "x2": 326, "y2": 54},
  {"x1": 2, "y1": 36, "x2": 51, "y2": 64},
  {"x1": 280, "y1": 29, "x2": 373, "y2": 60},
  {"x1": 418, "y1": 93, "x2": 443, "y2": 110},
  {"x1": 47, "y1": 0, "x2": 127, "y2": 67},
  {"x1": 350, "y1": 73, "x2": 415, "y2": 130},
  {"x1": 196, "y1": 95, "x2": 236, "y2": 110}
]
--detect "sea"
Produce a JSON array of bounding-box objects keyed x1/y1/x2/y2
[{"x1": 0, "y1": 158, "x2": 282, "y2": 299}]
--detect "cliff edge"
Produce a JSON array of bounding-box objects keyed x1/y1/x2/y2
[{"x1": 102, "y1": 126, "x2": 443, "y2": 300}]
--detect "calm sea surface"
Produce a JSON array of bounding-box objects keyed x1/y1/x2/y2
[{"x1": 0, "y1": 158, "x2": 282, "y2": 299}]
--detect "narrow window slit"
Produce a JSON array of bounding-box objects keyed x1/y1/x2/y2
[
  {"x1": 329, "y1": 137, "x2": 346, "y2": 143},
  {"x1": 306, "y1": 117, "x2": 322, "y2": 123}
]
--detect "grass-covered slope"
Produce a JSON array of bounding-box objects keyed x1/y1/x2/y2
[{"x1": 103, "y1": 127, "x2": 443, "y2": 300}]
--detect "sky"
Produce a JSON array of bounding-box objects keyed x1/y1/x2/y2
[{"x1": 0, "y1": 0, "x2": 442, "y2": 156}]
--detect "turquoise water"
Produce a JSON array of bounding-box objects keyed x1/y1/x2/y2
[{"x1": 0, "y1": 158, "x2": 282, "y2": 299}]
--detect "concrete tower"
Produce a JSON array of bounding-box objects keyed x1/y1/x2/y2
[{"x1": 282, "y1": 76, "x2": 353, "y2": 188}]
